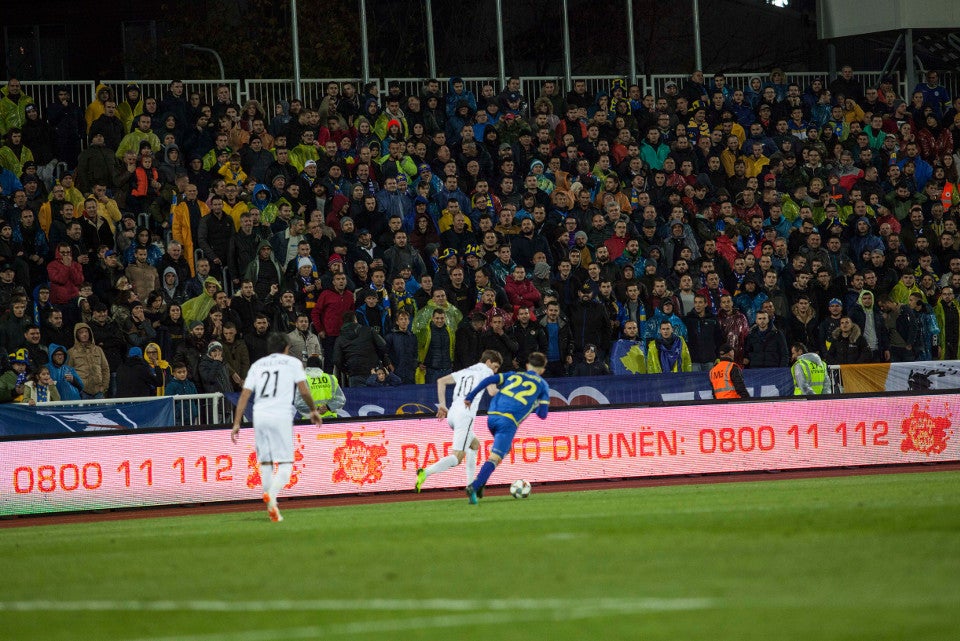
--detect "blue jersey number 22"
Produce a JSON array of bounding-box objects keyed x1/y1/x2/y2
[{"x1": 500, "y1": 374, "x2": 537, "y2": 405}]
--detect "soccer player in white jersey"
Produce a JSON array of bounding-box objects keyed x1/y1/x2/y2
[
  {"x1": 415, "y1": 349, "x2": 503, "y2": 492},
  {"x1": 232, "y1": 332, "x2": 323, "y2": 522}
]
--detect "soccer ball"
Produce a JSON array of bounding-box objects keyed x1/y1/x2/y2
[{"x1": 509, "y1": 479, "x2": 531, "y2": 499}]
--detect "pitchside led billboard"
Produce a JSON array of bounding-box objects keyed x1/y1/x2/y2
[{"x1": 1, "y1": 394, "x2": 956, "y2": 516}]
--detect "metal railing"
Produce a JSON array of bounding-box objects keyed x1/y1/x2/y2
[
  {"x1": 236, "y1": 72, "x2": 916, "y2": 117},
  {"x1": 648, "y1": 71, "x2": 905, "y2": 100},
  {"x1": 100, "y1": 79, "x2": 243, "y2": 112},
  {"x1": 37, "y1": 393, "x2": 228, "y2": 427},
  {"x1": 382, "y1": 76, "x2": 496, "y2": 106},
  {"x1": 244, "y1": 78, "x2": 297, "y2": 122},
  {"x1": 15, "y1": 69, "x2": 949, "y2": 130},
  {"x1": 828, "y1": 365, "x2": 843, "y2": 394},
  {"x1": 383, "y1": 77, "x2": 428, "y2": 103},
  {"x1": 18, "y1": 80, "x2": 97, "y2": 119},
  {"x1": 521, "y1": 75, "x2": 647, "y2": 110},
  {"x1": 299, "y1": 77, "x2": 363, "y2": 114}
]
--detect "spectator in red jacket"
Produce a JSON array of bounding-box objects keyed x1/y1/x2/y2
[
  {"x1": 310, "y1": 271, "x2": 355, "y2": 372},
  {"x1": 47, "y1": 242, "x2": 84, "y2": 306},
  {"x1": 504, "y1": 264, "x2": 542, "y2": 315}
]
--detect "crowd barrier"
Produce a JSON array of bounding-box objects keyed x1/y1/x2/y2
[
  {"x1": 0, "y1": 393, "x2": 227, "y2": 437},
  {"x1": 274, "y1": 368, "x2": 796, "y2": 418},
  {"x1": 19, "y1": 69, "x2": 950, "y2": 129},
  {"x1": 2, "y1": 391, "x2": 956, "y2": 516},
  {"x1": 3, "y1": 360, "x2": 959, "y2": 438},
  {"x1": 314, "y1": 359, "x2": 960, "y2": 418},
  {"x1": 0, "y1": 369, "x2": 791, "y2": 438}
]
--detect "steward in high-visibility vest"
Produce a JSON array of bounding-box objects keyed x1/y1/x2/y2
[
  {"x1": 941, "y1": 182, "x2": 957, "y2": 211},
  {"x1": 295, "y1": 356, "x2": 345, "y2": 419},
  {"x1": 789, "y1": 343, "x2": 832, "y2": 395},
  {"x1": 710, "y1": 343, "x2": 749, "y2": 399}
]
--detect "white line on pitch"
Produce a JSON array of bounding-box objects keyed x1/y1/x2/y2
[
  {"x1": 120, "y1": 600, "x2": 715, "y2": 641},
  {"x1": 0, "y1": 597, "x2": 713, "y2": 613}
]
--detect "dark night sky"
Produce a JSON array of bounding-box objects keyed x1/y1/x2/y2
[{"x1": 0, "y1": 1, "x2": 920, "y2": 82}]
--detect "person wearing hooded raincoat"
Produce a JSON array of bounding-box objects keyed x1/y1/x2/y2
[
  {"x1": 181, "y1": 276, "x2": 222, "y2": 325},
  {"x1": 67, "y1": 322, "x2": 109, "y2": 398},
  {"x1": 143, "y1": 341, "x2": 172, "y2": 395},
  {"x1": 444, "y1": 77, "x2": 477, "y2": 119},
  {"x1": 243, "y1": 239, "x2": 285, "y2": 301},
  {"x1": 115, "y1": 113, "x2": 162, "y2": 159},
  {"x1": 0, "y1": 79, "x2": 34, "y2": 136},
  {"x1": 642, "y1": 300, "x2": 688, "y2": 344},
  {"x1": 854, "y1": 290, "x2": 892, "y2": 362},
  {"x1": 116, "y1": 83, "x2": 144, "y2": 134},
  {"x1": 47, "y1": 343, "x2": 83, "y2": 400},
  {"x1": 733, "y1": 275, "x2": 768, "y2": 325},
  {"x1": 0, "y1": 129, "x2": 33, "y2": 177},
  {"x1": 172, "y1": 185, "x2": 210, "y2": 275},
  {"x1": 84, "y1": 84, "x2": 113, "y2": 132}
]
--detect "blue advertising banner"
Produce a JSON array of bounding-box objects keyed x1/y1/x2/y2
[
  {"x1": 336, "y1": 369, "x2": 794, "y2": 416},
  {"x1": 0, "y1": 398, "x2": 176, "y2": 437},
  {"x1": 230, "y1": 369, "x2": 794, "y2": 419}
]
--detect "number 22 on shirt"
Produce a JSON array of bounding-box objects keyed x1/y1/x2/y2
[{"x1": 499, "y1": 374, "x2": 538, "y2": 405}]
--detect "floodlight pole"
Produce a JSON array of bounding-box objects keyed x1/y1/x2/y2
[
  {"x1": 626, "y1": 0, "x2": 637, "y2": 84},
  {"x1": 904, "y1": 28, "x2": 916, "y2": 93},
  {"x1": 359, "y1": 0, "x2": 371, "y2": 84},
  {"x1": 561, "y1": 0, "x2": 572, "y2": 90},
  {"x1": 291, "y1": 0, "x2": 302, "y2": 96},
  {"x1": 495, "y1": 0, "x2": 506, "y2": 85},
  {"x1": 692, "y1": 0, "x2": 702, "y2": 71},
  {"x1": 425, "y1": 0, "x2": 437, "y2": 79}
]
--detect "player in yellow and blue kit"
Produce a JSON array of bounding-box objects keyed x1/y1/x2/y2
[{"x1": 462, "y1": 352, "x2": 550, "y2": 504}]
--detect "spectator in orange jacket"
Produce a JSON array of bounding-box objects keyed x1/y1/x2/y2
[{"x1": 171, "y1": 183, "x2": 209, "y2": 275}]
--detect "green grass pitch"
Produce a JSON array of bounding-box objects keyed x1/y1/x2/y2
[{"x1": 3, "y1": 471, "x2": 958, "y2": 641}]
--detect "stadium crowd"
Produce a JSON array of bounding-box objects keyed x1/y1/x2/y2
[{"x1": 0, "y1": 65, "x2": 959, "y2": 402}]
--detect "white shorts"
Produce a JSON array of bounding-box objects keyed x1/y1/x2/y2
[
  {"x1": 447, "y1": 404, "x2": 478, "y2": 452},
  {"x1": 253, "y1": 410, "x2": 295, "y2": 464}
]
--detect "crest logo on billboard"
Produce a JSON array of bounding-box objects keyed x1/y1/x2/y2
[
  {"x1": 36, "y1": 411, "x2": 135, "y2": 431},
  {"x1": 900, "y1": 403, "x2": 952, "y2": 455},
  {"x1": 548, "y1": 386, "x2": 609, "y2": 407},
  {"x1": 332, "y1": 430, "x2": 387, "y2": 486},
  {"x1": 395, "y1": 402, "x2": 434, "y2": 415}
]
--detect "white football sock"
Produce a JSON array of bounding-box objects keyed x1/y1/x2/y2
[
  {"x1": 271, "y1": 463, "x2": 293, "y2": 501},
  {"x1": 465, "y1": 447, "x2": 478, "y2": 484},
  {"x1": 424, "y1": 454, "x2": 458, "y2": 477},
  {"x1": 260, "y1": 462, "x2": 275, "y2": 498}
]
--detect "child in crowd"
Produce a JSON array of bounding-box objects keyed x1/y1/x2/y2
[
  {"x1": 22, "y1": 365, "x2": 60, "y2": 405},
  {"x1": 165, "y1": 361, "x2": 199, "y2": 424},
  {"x1": 365, "y1": 366, "x2": 402, "y2": 387}
]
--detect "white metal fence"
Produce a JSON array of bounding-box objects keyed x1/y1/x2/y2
[
  {"x1": 299, "y1": 78, "x2": 362, "y2": 115},
  {"x1": 938, "y1": 71, "x2": 960, "y2": 106},
  {"x1": 39, "y1": 393, "x2": 229, "y2": 427},
  {"x1": 244, "y1": 78, "x2": 297, "y2": 122},
  {"x1": 233, "y1": 72, "x2": 916, "y2": 114},
  {"x1": 17, "y1": 70, "x2": 953, "y2": 127},
  {"x1": 19, "y1": 80, "x2": 97, "y2": 119},
  {"x1": 648, "y1": 71, "x2": 905, "y2": 101},
  {"x1": 99, "y1": 79, "x2": 243, "y2": 111}
]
